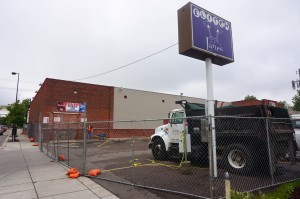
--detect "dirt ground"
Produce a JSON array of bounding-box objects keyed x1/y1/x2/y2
[{"x1": 47, "y1": 138, "x2": 300, "y2": 199}]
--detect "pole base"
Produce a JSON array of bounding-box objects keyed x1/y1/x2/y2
[{"x1": 180, "y1": 161, "x2": 192, "y2": 175}]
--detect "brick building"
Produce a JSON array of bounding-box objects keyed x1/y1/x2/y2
[
  {"x1": 28, "y1": 78, "x2": 211, "y2": 138},
  {"x1": 29, "y1": 78, "x2": 213, "y2": 136},
  {"x1": 28, "y1": 78, "x2": 236, "y2": 138},
  {"x1": 29, "y1": 78, "x2": 114, "y2": 124}
]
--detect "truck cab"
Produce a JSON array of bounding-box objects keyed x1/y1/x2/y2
[
  {"x1": 149, "y1": 101, "x2": 206, "y2": 160},
  {"x1": 149, "y1": 109, "x2": 186, "y2": 160}
]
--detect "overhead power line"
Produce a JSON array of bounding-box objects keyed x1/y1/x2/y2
[
  {"x1": 0, "y1": 77, "x2": 40, "y2": 84},
  {"x1": 0, "y1": 86, "x2": 35, "y2": 92},
  {"x1": 74, "y1": 43, "x2": 178, "y2": 81}
]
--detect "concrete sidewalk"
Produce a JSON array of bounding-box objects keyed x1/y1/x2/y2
[{"x1": 0, "y1": 130, "x2": 119, "y2": 199}]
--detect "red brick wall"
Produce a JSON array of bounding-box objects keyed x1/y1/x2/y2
[{"x1": 29, "y1": 78, "x2": 114, "y2": 124}]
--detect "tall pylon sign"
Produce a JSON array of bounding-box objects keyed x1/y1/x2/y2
[{"x1": 178, "y1": 2, "x2": 234, "y2": 198}]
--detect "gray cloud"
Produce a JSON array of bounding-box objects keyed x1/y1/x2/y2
[{"x1": 0, "y1": 0, "x2": 299, "y2": 106}]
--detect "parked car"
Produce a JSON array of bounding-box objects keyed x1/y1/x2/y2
[{"x1": 0, "y1": 125, "x2": 7, "y2": 135}]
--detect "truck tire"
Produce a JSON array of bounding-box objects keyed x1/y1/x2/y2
[
  {"x1": 152, "y1": 138, "x2": 166, "y2": 160},
  {"x1": 223, "y1": 144, "x2": 255, "y2": 174}
]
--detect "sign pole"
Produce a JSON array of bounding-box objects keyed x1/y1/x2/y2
[
  {"x1": 206, "y1": 57, "x2": 217, "y2": 198},
  {"x1": 178, "y1": 3, "x2": 234, "y2": 197}
]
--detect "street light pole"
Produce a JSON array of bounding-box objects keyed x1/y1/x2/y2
[
  {"x1": 11, "y1": 72, "x2": 19, "y2": 104},
  {"x1": 11, "y1": 72, "x2": 19, "y2": 142}
]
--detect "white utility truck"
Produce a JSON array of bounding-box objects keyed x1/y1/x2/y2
[{"x1": 149, "y1": 100, "x2": 297, "y2": 174}]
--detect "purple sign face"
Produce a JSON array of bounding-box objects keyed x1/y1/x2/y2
[{"x1": 191, "y1": 4, "x2": 234, "y2": 62}]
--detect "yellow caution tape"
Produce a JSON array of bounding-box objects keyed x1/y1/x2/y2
[{"x1": 97, "y1": 140, "x2": 109, "y2": 148}]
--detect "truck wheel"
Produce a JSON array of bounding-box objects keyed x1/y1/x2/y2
[
  {"x1": 223, "y1": 144, "x2": 255, "y2": 174},
  {"x1": 152, "y1": 138, "x2": 166, "y2": 160}
]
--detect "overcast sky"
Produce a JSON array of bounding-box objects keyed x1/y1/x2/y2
[{"x1": 1, "y1": 0, "x2": 299, "y2": 106}]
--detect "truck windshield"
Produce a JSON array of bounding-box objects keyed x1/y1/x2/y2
[
  {"x1": 187, "y1": 103, "x2": 205, "y2": 110},
  {"x1": 292, "y1": 119, "x2": 300, "y2": 129},
  {"x1": 170, "y1": 112, "x2": 185, "y2": 124}
]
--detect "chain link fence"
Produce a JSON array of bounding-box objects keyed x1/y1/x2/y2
[{"x1": 25, "y1": 116, "x2": 300, "y2": 198}]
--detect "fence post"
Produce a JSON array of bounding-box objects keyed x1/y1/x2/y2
[
  {"x1": 184, "y1": 118, "x2": 188, "y2": 162},
  {"x1": 46, "y1": 124, "x2": 49, "y2": 157},
  {"x1": 131, "y1": 134, "x2": 136, "y2": 184},
  {"x1": 225, "y1": 172, "x2": 231, "y2": 199},
  {"x1": 208, "y1": 115, "x2": 217, "y2": 199},
  {"x1": 83, "y1": 102, "x2": 87, "y2": 175},
  {"x1": 39, "y1": 113, "x2": 43, "y2": 152},
  {"x1": 39, "y1": 123, "x2": 43, "y2": 152},
  {"x1": 266, "y1": 118, "x2": 275, "y2": 184},
  {"x1": 67, "y1": 123, "x2": 70, "y2": 166},
  {"x1": 56, "y1": 129, "x2": 58, "y2": 160}
]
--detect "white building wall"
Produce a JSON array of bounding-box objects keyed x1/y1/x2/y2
[{"x1": 113, "y1": 88, "x2": 206, "y2": 121}]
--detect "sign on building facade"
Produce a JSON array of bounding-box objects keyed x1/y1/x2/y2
[{"x1": 57, "y1": 101, "x2": 85, "y2": 112}]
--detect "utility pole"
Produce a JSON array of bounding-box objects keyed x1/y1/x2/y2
[
  {"x1": 292, "y1": 69, "x2": 300, "y2": 90},
  {"x1": 11, "y1": 72, "x2": 19, "y2": 104},
  {"x1": 11, "y1": 72, "x2": 19, "y2": 142}
]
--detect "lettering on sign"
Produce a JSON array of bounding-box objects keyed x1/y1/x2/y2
[{"x1": 193, "y1": 7, "x2": 230, "y2": 53}]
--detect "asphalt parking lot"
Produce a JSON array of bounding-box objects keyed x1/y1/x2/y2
[{"x1": 41, "y1": 138, "x2": 300, "y2": 198}]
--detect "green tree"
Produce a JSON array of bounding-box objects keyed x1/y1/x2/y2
[
  {"x1": 278, "y1": 101, "x2": 291, "y2": 109},
  {"x1": 244, "y1": 95, "x2": 257, "y2": 100},
  {"x1": 292, "y1": 90, "x2": 300, "y2": 111},
  {"x1": 0, "y1": 116, "x2": 7, "y2": 125},
  {"x1": 6, "y1": 99, "x2": 31, "y2": 127}
]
